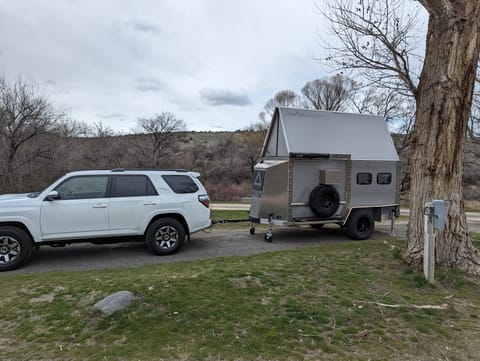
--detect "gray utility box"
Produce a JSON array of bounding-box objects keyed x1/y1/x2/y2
[{"x1": 250, "y1": 107, "x2": 400, "y2": 241}]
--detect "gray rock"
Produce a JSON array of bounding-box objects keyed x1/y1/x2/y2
[{"x1": 93, "y1": 291, "x2": 135, "y2": 315}]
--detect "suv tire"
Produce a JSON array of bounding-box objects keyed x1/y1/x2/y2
[
  {"x1": 146, "y1": 218, "x2": 185, "y2": 255},
  {"x1": 0, "y1": 227, "x2": 33, "y2": 271}
]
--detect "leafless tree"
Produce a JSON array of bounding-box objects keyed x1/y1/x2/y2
[
  {"x1": 87, "y1": 121, "x2": 115, "y2": 138},
  {"x1": 351, "y1": 86, "x2": 415, "y2": 138},
  {"x1": 324, "y1": 0, "x2": 480, "y2": 274},
  {"x1": 259, "y1": 90, "x2": 303, "y2": 121},
  {"x1": 322, "y1": 0, "x2": 422, "y2": 97},
  {"x1": 52, "y1": 119, "x2": 90, "y2": 138},
  {"x1": 239, "y1": 122, "x2": 269, "y2": 174},
  {"x1": 301, "y1": 74, "x2": 356, "y2": 111},
  {"x1": 0, "y1": 76, "x2": 65, "y2": 192},
  {"x1": 403, "y1": 0, "x2": 480, "y2": 274},
  {"x1": 133, "y1": 112, "x2": 186, "y2": 168}
]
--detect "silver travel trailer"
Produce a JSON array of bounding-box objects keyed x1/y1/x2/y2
[{"x1": 249, "y1": 107, "x2": 400, "y2": 241}]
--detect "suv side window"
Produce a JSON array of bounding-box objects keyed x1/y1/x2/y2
[
  {"x1": 162, "y1": 175, "x2": 199, "y2": 194},
  {"x1": 112, "y1": 175, "x2": 158, "y2": 197},
  {"x1": 55, "y1": 176, "x2": 109, "y2": 200}
]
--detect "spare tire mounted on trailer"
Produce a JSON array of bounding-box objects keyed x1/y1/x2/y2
[{"x1": 309, "y1": 185, "x2": 340, "y2": 218}]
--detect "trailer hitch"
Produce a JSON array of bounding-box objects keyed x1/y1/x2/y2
[{"x1": 211, "y1": 218, "x2": 250, "y2": 225}]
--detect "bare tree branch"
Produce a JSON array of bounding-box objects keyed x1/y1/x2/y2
[
  {"x1": 259, "y1": 90, "x2": 302, "y2": 121},
  {"x1": 133, "y1": 112, "x2": 186, "y2": 167},
  {"x1": 301, "y1": 74, "x2": 356, "y2": 111},
  {"x1": 320, "y1": 0, "x2": 422, "y2": 97},
  {"x1": 0, "y1": 76, "x2": 64, "y2": 192}
]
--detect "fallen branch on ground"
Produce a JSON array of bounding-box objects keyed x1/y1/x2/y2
[{"x1": 354, "y1": 301, "x2": 448, "y2": 310}]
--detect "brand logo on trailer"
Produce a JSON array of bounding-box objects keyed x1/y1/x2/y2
[{"x1": 253, "y1": 170, "x2": 265, "y2": 191}]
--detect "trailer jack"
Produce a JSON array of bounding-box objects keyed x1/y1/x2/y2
[
  {"x1": 211, "y1": 216, "x2": 274, "y2": 242},
  {"x1": 264, "y1": 215, "x2": 273, "y2": 242},
  {"x1": 249, "y1": 220, "x2": 255, "y2": 235},
  {"x1": 390, "y1": 209, "x2": 397, "y2": 236}
]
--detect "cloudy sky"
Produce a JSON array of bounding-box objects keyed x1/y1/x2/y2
[{"x1": 0, "y1": 0, "x2": 333, "y2": 132}]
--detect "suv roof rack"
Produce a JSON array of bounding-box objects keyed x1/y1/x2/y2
[{"x1": 110, "y1": 168, "x2": 189, "y2": 173}]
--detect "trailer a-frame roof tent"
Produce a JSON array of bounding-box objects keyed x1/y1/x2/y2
[{"x1": 262, "y1": 107, "x2": 399, "y2": 161}]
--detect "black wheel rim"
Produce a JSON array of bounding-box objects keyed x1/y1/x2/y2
[
  {"x1": 356, "y1": 217, "x2": 371, "y2": 234},
  {"x1": 321, "y1": 195, "x2": 333, "y2": 208},
  {"x1": 0, "y1": 236, "x2": 21, "y2": 264}
]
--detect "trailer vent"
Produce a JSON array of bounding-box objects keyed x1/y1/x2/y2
[{"x1": 319, "y1": 170, "x2": 343, "y2": 185}]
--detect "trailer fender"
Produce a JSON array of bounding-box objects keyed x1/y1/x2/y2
[{"x1": 309, "y1": 184, "x2": 340, "y2": 218}]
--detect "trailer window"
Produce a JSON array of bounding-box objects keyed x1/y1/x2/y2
[
  {"x1": 377, "y1": 173, "x2": 392, "y2": 185},
  {"x1": 356, "y1": 173, "x2": 372, "y2": 185}
]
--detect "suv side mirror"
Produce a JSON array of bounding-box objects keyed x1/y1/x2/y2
[{"x1": 45, "y1": 191, "x2": 60, "y2": 201}]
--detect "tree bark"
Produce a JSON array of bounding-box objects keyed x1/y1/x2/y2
[{"x1": 405, "y1": 1, "x2": 480, "y2": 274}]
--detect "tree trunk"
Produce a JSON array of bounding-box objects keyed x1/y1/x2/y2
[{"x1": 405, "y1": 1, "x2": 480, "y2": 274}]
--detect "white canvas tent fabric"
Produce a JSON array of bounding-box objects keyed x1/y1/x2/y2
[{"x1": 263, "y1": 107, "x2": 399, "y2": 161}]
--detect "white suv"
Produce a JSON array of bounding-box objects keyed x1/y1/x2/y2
[{"x1": 0, "y1": 169, "x2": 211, "y2": 271}]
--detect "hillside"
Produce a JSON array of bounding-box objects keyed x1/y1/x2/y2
[{"x1": 2, "y1": 129, "x2": 480, "y2": 202}]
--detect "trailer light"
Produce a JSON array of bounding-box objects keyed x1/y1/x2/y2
[{"x1": 198, "y1": 195, "x2": 210, "y2": 208}]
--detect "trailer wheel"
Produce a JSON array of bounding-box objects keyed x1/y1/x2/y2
[
  {"x1": 345, "y1": 209, "x2": 375, "y2": 240},
  {"x1": 309, "y1": 185, "x2": 340, "y2": 218}
]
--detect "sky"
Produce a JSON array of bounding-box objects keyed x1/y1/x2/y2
[{"x1": 0, "y1": 0, "x2": 333, "y2": 132}]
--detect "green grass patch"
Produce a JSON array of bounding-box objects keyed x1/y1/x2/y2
[
  {"x1": 211, "y1": 209, "x2": 250, "y2": 220},
  {"x1": 2, "y1": 240, "x2": 480, "y2": 360}
]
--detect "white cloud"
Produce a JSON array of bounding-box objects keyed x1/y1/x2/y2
[
  {"x1": 135, "y1": 77, "x2": 164, "y2": 92},
  {"x1": 128, "y1": 20, "x2": 162, "y2": 36},
  {"x1": 200, "y1": 88, "x2": 251, "y2": 106}
]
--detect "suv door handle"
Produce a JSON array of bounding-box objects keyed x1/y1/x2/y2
[
  {"x1": 93, "y1": 204, "x2": 107, "y2": 208},
  {"x1": 144, "y1": 201, "x2": 157, "y2": 206}
]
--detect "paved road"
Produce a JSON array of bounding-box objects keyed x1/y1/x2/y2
[{"x1": 10, "y1": 222, "x2": 404, "y2": 275}]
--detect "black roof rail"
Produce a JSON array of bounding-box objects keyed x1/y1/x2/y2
[{"x1": 110, "y1": 168, "x2": 189, "y2": 173}]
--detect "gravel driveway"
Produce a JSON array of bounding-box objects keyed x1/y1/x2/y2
[{"x1": 10, "y1": 221, "x2": 408, "y2": 274}]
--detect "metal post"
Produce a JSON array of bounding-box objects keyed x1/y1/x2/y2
[{"x1": 423, "y1": 203, "x2": 435, "y2": 283}]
